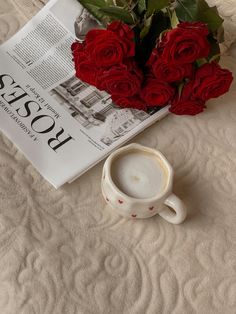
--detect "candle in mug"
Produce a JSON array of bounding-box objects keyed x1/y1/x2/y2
[
  {"x1": 111, "y1": 151, "x2": 167, "y2": 199},
  {"x1": 102, "y1": 144, "x2": 187, "y2": 223}
]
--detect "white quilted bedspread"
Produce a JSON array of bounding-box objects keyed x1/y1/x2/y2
[{"x1": 0, "y1": 1, "x2": 236, "y2": 313}]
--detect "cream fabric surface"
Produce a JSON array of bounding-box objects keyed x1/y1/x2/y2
[{"x1": 0, "y1": 1, "x2": 236, "y2": 313}]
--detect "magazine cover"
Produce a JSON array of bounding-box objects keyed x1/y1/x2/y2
[{"x1": 0, "y1": 0, "x2": 168, "y2": 188}]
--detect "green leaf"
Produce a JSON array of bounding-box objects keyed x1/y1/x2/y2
[
  {"x1": 197, "y1": 0, "x2": 223, "y2": 32},
  {"x1": 79, "y1": 0, "x2": 107, "y2": 7},
  {"x1": 78, "y1": 2, "x2": 105, "y2": 22},
  {"x1": 216, "y1": 25, "x2": 224, "y2": 43},
  {"x1": 178, "y1": 82, "x2": 184, "y2": 97},
  {"x1": 140, "y1": 15, "x2": 153, "y2": 39},
  {"x1": 170, "y1": 10, "x2": 179, "y2": 28},
  {"x1": 207, "y1": 33, "x2": 221, "y2": 59},
  {"x1": 147, "y1": 0, "x2": 170, "y2": 16},
  {"x1": 174, "y1": 0, "x2": 223, "y2": 33},
  {"x1": 137, "y1": 0, "x2": 147, "y2": 14},
  {"x1": 99, "y1": 6, "x2": 136, "y2": 24},
  {"x1": 105, "y1": 0, "x2": 126, "y2": 5},
  {"x1": 209, "y1": 53, "x2": 221, "y2": 63},
  {"x1": 159, "y1": 29, "x2": 169, "y2": 40},
  {"x1": 105, "y1": 0, "x2": 114, "y2": 4},
  {"x1": 196, "y1": 58, "x2": 207, "y2": 66},
  {"x1": 174, "y1": 0, "x2": 197, "y2": 21},
  {"x1": 78, "y1": 0, "x2": 108, "y2": 23}
]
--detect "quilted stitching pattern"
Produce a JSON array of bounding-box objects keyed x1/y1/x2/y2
[{"x1": 0, "y1": 1, "x2": 236, "y2": 313}]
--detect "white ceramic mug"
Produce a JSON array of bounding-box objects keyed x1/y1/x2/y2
[{"x1": 101, "y1": 143, "x2": 187, "y2": 224}]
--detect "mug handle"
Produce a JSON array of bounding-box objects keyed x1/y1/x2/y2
[{"x1": 159, "y1": 193, "x2": 187, "y2": 224}]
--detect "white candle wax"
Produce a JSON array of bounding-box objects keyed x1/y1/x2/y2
[{"x1": 111, "y1": 151, "x2": 167, "y2": 199}]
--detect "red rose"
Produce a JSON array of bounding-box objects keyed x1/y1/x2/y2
[
  {"x1": 170, "y1": 99, "x2": 206, "y2": 115},
  {"x1": 112, "y1": 94, "x2": 147, "y2": 111},
  {"x1": 140, "y1": 78, "x2": 175, "y2": 106},
  {"x1": 71, "y1": 41, "x2": 85, "y2": 68},
  {"x1": 157, "y1": 22, "x2": 210, "y2": 64},
  {"x1": 98, "y1": 59, "x2": 143, "y2": 97},
  {"x1": 71, "y1": 42, "x2": 84, "y2": 58},
  {"x1": 177, "y1": 22, "x2": 209, "y2": 35},
  {"x1": 74, "y1": 58, "x2": 98, "y2": 86},
  {"x1": 170, "y1": 82, "x2": 206, "y2": 115},
  {"x1": 146, "y1": 47, "x2": 159, "y2": 66},
  {"x1": 71, "y1": 42, "x2": 98, "y2": 85},
  {"x1": 85, "y1": 21, "x2": 135, "y2": 67},
  {"x1": 107, "y1": 21, "x2": 135, "y2": 57},
  {"x1": 147, "y1": 51, "x2": 194, "y2": 82},
  {"x1": 192, "y1": 62, "x2": 233, "y2": 101}
]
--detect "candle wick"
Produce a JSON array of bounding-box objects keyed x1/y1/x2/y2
[{"x1": 131, "y1": 175, "x2": 140, "y2": 182}]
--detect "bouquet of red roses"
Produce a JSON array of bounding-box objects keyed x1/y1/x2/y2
[{"x1": 72, "y1": 0, "x2": 233, "y2": 115}]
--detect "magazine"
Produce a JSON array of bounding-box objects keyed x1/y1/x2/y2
[{"x1": 0, "y1": 0, "x2": 169, "y2": 188}]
